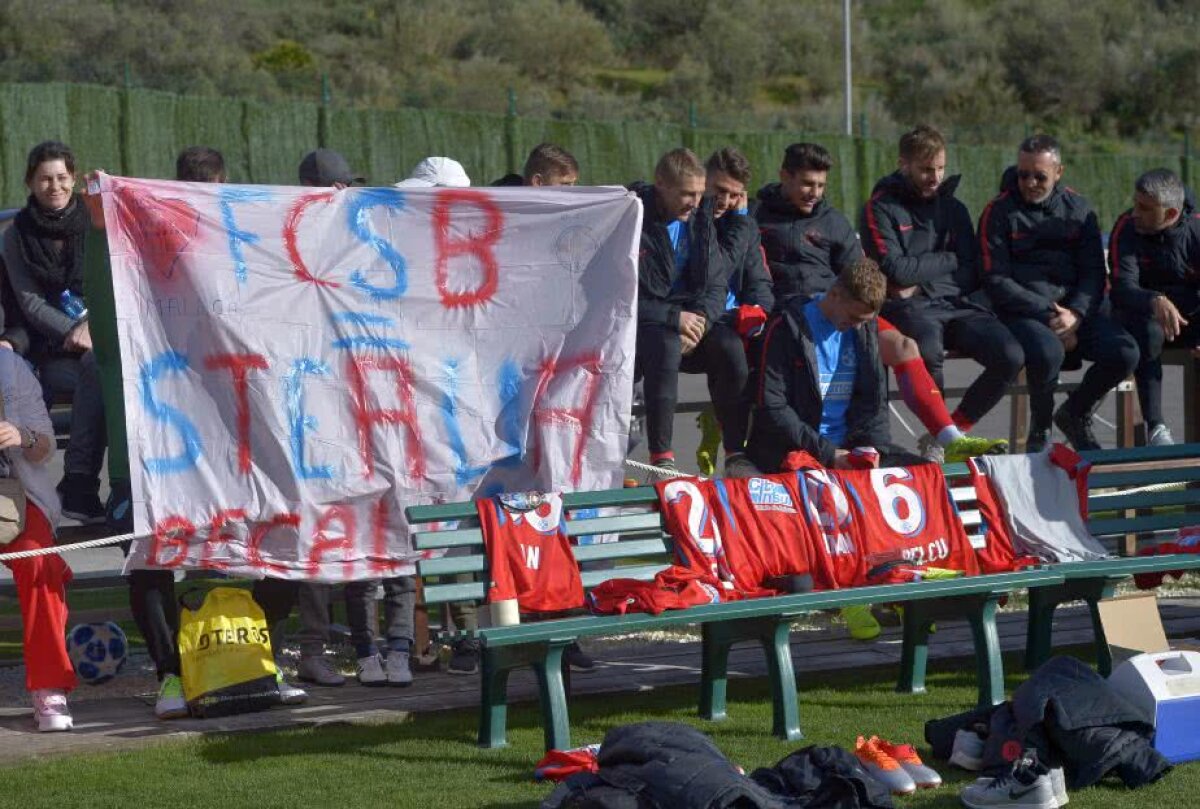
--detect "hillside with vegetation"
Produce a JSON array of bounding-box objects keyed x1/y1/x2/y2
[{"x1": 1, "y1": 0, "x2": 1196, "y2": 147}]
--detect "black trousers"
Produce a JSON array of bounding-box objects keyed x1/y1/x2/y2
[
  {"x1": 1003, "y1": 312, "x2": 1140, "y2": 434},
  {"x1": 680, "y1": 319, "x2": 751, "y2": 454},
  {"x1": 1116, "y1": 309, "x2": 1200, "y2": 427},
  {"x1": 881, "y1": 298, "x2": 1024, "y2": 425},
  {"x1": 127, "y1": 569, "x2": 181, "y2": 680}
]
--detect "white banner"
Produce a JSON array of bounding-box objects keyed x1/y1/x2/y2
[{"x1": 100, "y1": 175, "x2": 641, "y2": 580}]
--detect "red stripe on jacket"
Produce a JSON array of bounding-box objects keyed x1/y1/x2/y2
[
  {"x1": 864, "y1": 192, "x2": 888, "y2": 257},
  {"x1": 978, "y1": 191, "x2": 1009, "y2": 273}
]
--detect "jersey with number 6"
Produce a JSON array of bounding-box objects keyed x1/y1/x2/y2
[
  {"x1": 839, "y1": 464, "x2": 978, "y2": 582},
  {"x1": 477, "y1": 492, "x2": 584, "y2": 613},
  {"x1": 793, "y1": 463, "x2": 978, "y2": 587}
]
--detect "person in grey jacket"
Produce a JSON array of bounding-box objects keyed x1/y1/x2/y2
[{"x1": 2, "y1": 141, "x2": 106, "y2": 523}]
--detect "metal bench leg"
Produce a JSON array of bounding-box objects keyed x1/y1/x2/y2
[
  {"x1": 897, "y1": 603, "x2": 933, "y2": 694},
  {"x1": 699, "y1": 623, "x2": 733, "y2": 722},
  {"x1": 760, "y1": 619, "x2": 802, "y2": 741},
  {"x1": 968, "y1": 598, "x2": 1005, "y2": 707},
  {"x1": 1085, "y1": 581, "x2": 1122, "y2": 677},
  {"x1": 478, "y1": 649, "x2": 512, "y2": 749},
  {"x1": 533, "y1": 641, "x2": 572, "y2": 752},
  {"x1": 1025, "y1": 587, "x2": 1059, "y2": 672}
]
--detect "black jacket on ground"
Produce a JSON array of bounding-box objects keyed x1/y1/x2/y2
[
  {"x1": 746, "y1": 297, "x2": 888, "y2": 471},
  {"x1": 924, "y1": 655, "x2": 1170, "y2": 790},
  {"x1": 859, "y1": 172, "x2": 980, "y2": 302},
  {"x1": 543, "y1": 721, "x2": 893, "y2": 809},
  {"x1": 978, "y1": 167, "x2": 1107, "y2": 322},
  {"x1": 1108, "y1": 186, "x2": 1200, "y2": 318},
  {"x1": 717, "y1": 210, "x2": 775, "y2": 312},
  {"x1": 754, "y1": 184, "x2": 863, "y2": 305},
  {"x1": 630, "y1": 181, "x2": 729, "y2": 329}
]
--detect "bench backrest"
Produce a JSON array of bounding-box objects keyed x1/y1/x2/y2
[{"x1": 407, "y1": 443, "x2": 1200, "y2": 610}]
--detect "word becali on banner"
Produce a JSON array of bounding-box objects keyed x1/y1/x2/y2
[{"x1": 98, "y1": 175, "x2": 641, "y2": 581}]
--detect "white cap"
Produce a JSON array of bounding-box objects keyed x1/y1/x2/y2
[{"x1": 394, "y1": 156, "x2": 471, "y2": 188}]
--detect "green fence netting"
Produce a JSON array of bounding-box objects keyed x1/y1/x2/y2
[{"x1": 0, "y1": 81, "x2": 1192, "y2": 230}]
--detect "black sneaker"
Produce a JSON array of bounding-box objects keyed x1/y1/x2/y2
[
  {"x1": 58, "y1": 474, "x2": 105, "y2": 525},
  {"x1": 563, "y1": 642, "x2": 595, "y2": 672},
  {"x1": 1053, "y1": 403, "x2": 1101, "y2": 451},
  {"x1": 1025, "y1": 431, "x2": 1049, "y2": 454},
  {"x1": 447, "y1": 638, "x2": 481, "y2": 675},
  {"x1": 106, "y1": 479, "x2": 133, "y2": 534}
]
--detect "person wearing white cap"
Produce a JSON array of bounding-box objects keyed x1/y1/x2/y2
[{"x1": 395, "y1": 157, "x2": 472, "y2": 188}]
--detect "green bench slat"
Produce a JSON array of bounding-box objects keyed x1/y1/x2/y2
[
  {"x1": 1089, "y1": 466, "x2": 1200, "y2": 489},
  {"x1": 1088, "y1": 488, "x2": 1200, "y2": 513},
  {"x1": 1088, "y1": 512, "x2": 1199, "y2": 537},
  {"x1": 1054, "y1": 554, "x2": 1200, "y2": 579},
  {"x1": 475, "y1": 568, "x2": 1065, "y2": 645},
  {"x1": 418, "y1": 556, "x2": 485, "y2": 576},
  {"x1": 566, "y1": 513, "x2": 661, "y2": 537},
  {"x1": 413, "y1": 527, "x2": 483, "y2": 550},
  {"x1": 581, "y1": 565, "x2": 663, "y2": 587},
  {"x1": 1079, "y1": 443, "x2": 1200, "y2": 466},
  {"x1": 575, "y1": 538, "x2": 670, "y2": 562}
]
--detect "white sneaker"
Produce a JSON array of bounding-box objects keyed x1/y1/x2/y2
[
  {"x1": 949, "y1": 727, "x2": 987, "y2": 771},
  {"x1": 275, "y1": 671, "x2": 308, "y2": 705},
  {"x1": 298, "y1": 654, "x2": 346, "y2": 687},
  {"x1": 918, "y1": 433, "x2": 946, "y2": 464},
  {"x1": 959, "y1": 752, "x2": 1058, "y2": 809},
  {"x1": 32, "y1": 689, "x2": 73, "y2": 732},
  {"x1": 385, "y1": 651, "x2": 413, "y2": 687},
  {"x1": 1148, "y1": 423, "x2": 1175, "y2": 447},
  {"x1": 357, "y1": 653, "x2": 387, "y2": 687},
  {"x1": 1049, "y1": 766, "x2": 1068, "y2": 806},
  {"x1": 154, "y1": 674, "x2": 189, "y2": 720}
]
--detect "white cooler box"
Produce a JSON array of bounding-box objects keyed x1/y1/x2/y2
[{"x1": 1108, "y1": 650, "x2": 1200, "y2": 764}]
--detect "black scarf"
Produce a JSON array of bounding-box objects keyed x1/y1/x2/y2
[{"x1": 12, "y1": 193, "x2": 89, "y2": 298}]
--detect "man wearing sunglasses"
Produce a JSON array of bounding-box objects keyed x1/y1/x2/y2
[
  {"x1": 979, "y1": 135, "x2": 1139, "y2": 451},
  {"x1": 1108, "y1": 168, "x2": 1200, "y2": 446}
]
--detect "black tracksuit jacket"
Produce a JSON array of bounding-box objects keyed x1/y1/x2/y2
[
  {"x1": 753, "y1": 184, "x2": 863, "y2": 305},
  {"x1": 859, "y1": 171, "x2": 980, "y2": 302},
  {"x1": 977, "y1": 167, "x2": 1107, "y2": 322},
  {"x1": 1108, "y1": 187, "x2": 1200, "y2": 319}
]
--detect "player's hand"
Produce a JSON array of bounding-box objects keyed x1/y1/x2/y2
[
  {"x1": 832, "y1": 449, "x2": 855, "y2": 470},
  {"x1": 81, "y1": 170, "x2": 106, "y2": 230},
  {"x1": 1151, "y1": 295, "x2": 1188, "y2": 342},
  {"x1": 64, "y1": 321, "x2": 92, "y2": 352},
  {"x1": 0, "y1": 421, "x2": 21, "y2": 450},
  {"x1": 1060, "y1": 331, "x2": 1078, "y2": 352},
  {"x1": 680, "y1": 331, "x2": 699, "y2": 355},
  {"x1": 1049, "y1": 304, "x2": 1080, "y2": 337},
  {"x1": 678, "y1": 311, "x2": 706, "y2": 343}
]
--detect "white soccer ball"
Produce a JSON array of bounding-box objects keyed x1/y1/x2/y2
[{"x1": 66, "y1": 621, "x2": 129, "y2": 685}]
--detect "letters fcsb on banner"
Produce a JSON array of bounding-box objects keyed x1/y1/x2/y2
[{"x1": 98, "y1": 174, "x2": 641, "y2": 581}]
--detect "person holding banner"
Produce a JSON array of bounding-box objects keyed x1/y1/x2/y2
[
  {"x1": 2, "y1": 141, "x2": 107, "y2": 525},
  {"x1": 0, "y1": 345, "x2": 75, "y2": 731},
  {"x1": 631, "y1": 148, "x2": 729, "y2": 474},
  {"x1": 491, "y1": 143, "x2": 580, "y2": 188}
]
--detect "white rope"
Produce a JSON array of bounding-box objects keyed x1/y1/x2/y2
[
  {"x1": 624, "y1": 458, "x2": 695, "y2": 481},
  {"x1": 1089, "y1": 480, "x2": 1184, "y2": 498},
  {"x1": 0, "y1": 531, "x2": 139, "y2": 562}
]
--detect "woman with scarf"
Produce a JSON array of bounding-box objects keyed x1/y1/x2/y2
[{"x1": 1, "y1": 141, "x2": 106, "y2": 523}]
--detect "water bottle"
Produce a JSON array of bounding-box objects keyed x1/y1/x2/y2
[{"x1": 59, "y1": 290, "x2": 88, "y2": 321}]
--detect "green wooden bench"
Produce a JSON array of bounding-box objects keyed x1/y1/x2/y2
[
  {"x1": 407, "y1": 483, "x2": 1065, "y2": 751},
  {"x1": 1020, "y1": 442, "x2": 1200, "y2": 675}
]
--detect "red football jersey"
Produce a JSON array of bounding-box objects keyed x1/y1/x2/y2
[
  {"x1": 655, "y1": 477, "x2": 739, "y2": 589},
  {"x1": 587, "y1": 566, "x2": 725, "y2": 615},
  {"x1": 477, "y1": 492, "x2": 584, "y2": 613},
  {"x1": 793, "y1": 464, "x2": 979, "y2": 587},
  {"x1": 712, "y1": 474, "x2": 823, "y2": 591}
]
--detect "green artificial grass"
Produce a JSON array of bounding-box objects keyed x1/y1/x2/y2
[{"x1": 0, "y1": 658, "x2": 1194, "y2": 809}]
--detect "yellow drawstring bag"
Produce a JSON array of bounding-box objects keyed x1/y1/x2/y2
[{"x1": 178, "y1": 586, "x2": 281, "y2": 718}]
